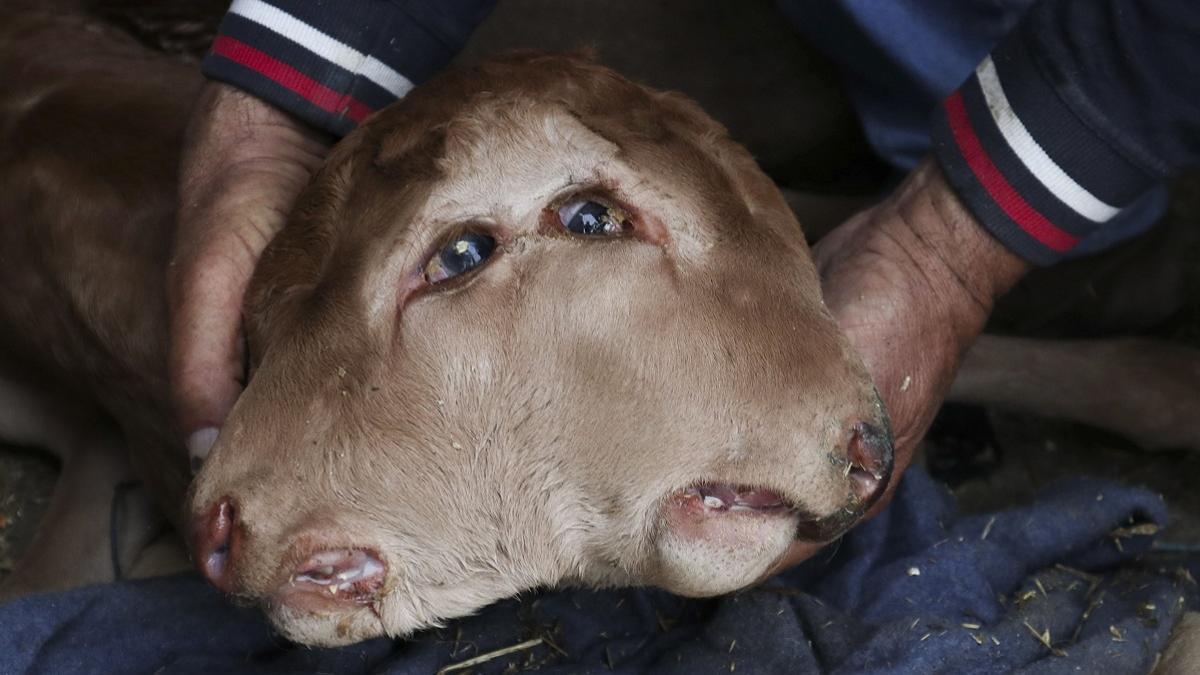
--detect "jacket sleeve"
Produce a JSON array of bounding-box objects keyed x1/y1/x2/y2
[
  {"x1": 201, "y1": 0, "x2": 497, "y2": 137},
  {"x1": 930, "y1": 0, "x2": 1200, "y2": 265}
]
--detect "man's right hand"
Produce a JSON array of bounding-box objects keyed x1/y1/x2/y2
[
  {"x1": 769, "y1": 159, "x2": 1029, "y2": 574},
  {"x1": 169, "y1": 83, "x2": 332, "y2": 471}
]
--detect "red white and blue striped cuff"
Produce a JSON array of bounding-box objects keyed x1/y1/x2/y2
[
  {"x1": 201, "y1": 0, "x2": 469, "y2": 136},
  {"x1": 932, "y1": 47, "x2": 1158, "y2": 265}
]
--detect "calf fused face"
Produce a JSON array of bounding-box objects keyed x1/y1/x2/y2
[{"x1": 187, "y1": 55, "x2": 891, "y2": 646}]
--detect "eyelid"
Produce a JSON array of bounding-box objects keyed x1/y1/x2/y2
[{"x1": 546, "y1": 183, "x2": 620, "y2": 215}]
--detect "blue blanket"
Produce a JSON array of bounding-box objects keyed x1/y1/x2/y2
[{"x1": 2, "y1": 469, "x2": 1194, "y2": 674}]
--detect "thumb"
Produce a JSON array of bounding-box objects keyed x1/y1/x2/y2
[{"x1": 168, "y1": 251, "x2": 252, "y2": 471}]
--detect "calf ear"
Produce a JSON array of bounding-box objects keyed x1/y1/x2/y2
[
  {"x1": 242, "y1": 133, "x2": 363, "y2": 352},
  {"x1": 372, "y1": 124, "x2": 447, "y2": 186}
]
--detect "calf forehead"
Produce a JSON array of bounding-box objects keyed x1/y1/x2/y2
[
  {"x1": 391, "y1": 96, "x2": 760, "y2": 261},
  {"x1": 427, "y1": 102, "x2": 621, "y2": 219}
]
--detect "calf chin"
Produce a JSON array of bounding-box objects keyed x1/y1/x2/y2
[{"x1": 652, "y1": 494, "x2": 800, "y2": 597}]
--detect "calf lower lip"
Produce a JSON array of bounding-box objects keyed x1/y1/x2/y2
[
  {"x1": 669, "y1": 483, "x2": 864, "y2": 543},
  {"x1": 674, "y1": 483, "x2": 792, "y2": 514},
  {"x1": 658, "y1": 482, "x2": 804, "y2": 595}
]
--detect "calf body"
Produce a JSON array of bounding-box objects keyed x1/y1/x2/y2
[
  {"x1": 0, "y1": 7, "x2": 196, "y2": 597},
  {"x1": 0, "y1": 8, "x2": 890, "y2": 645},
  {"x1": 0, "y1": 9, "x2": 195, "y2": 522}
]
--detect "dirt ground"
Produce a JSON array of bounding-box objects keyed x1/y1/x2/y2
[
  {"x1": 0, "y1": 445, "x2": 57, "y2": 581},
  {"x1": 929, "y1": 411, "x2": 1200, "y2": 550}
]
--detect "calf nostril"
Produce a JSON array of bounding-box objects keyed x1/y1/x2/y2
[
  {"x1": 191, "y1": 497, "x2": 238, "y2": 593},
  {"x1": 846, "y1": 421, "x2": 895, "y2": 506}
]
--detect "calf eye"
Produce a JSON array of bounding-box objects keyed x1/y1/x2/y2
[
  {"x1": 557, "y1": 199, "x2": 629, "y2": 236},
  {"x1": 424, "y1": 232, "x2": 496, "y2": 284}
]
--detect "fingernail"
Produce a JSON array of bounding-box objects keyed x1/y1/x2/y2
[{"x1": 187, "y1": 427, "x2": 219, "y2": 474}]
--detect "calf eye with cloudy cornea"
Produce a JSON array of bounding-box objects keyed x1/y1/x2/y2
[
  {"x1": 557, "y1": 199, "x2": 629, "y2": 236},
  {"x1": 423, "y1": 232, "x2": 496, "y2": 284}
]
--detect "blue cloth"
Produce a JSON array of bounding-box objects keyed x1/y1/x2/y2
[
  {"x1": 777, "y1": 0, "x2": 1170, "y2": 260},
  {"x1": 2, "y1": 468, "x2": 1193, "y2": 674}
]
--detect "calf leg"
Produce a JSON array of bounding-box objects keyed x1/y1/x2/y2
[
  {"x1": 0, "y1": 374, "x2": 169, "y2": 601},
  {"x1": 950, "y1": 335, "x2": 1200, "y2": 452},
  {"x1": 1155, "y1": 612, "x2": 1200, "y2": 675}
]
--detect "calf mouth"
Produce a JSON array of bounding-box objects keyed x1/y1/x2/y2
[
  {"x1": 667, "y1": 482, "x2": 863, "y2": 543},
  {"x1": 267, "y1": 546, "x2": 390, "y2": 616},
  {"x1": 653, "y1": 467, "x2": 890, "y2": 597},
  {"x1": 672, "y1": 483, "x2": 793, "y2": 516},
  {"x1": 663, "y1": 419, "x2": 895, "y2": 538}
]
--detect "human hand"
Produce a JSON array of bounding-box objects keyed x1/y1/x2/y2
[
  {"x1": 770, "y1": 159, "x2": 1028, "y2": 572},
  {"x1": 169, "y1": 83, "x2": 332, "y2": 470},
  {"x1": 813, "y1": 158, "x2": 1030, "y2": 513}
]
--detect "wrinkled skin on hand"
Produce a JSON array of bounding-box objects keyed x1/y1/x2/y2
[
  {"x1": 771, "y1": 159, "x2": 1030, "y2": 571},
  {"x1": 169, "y1": 83, "x2": 331, "y2": 466}
]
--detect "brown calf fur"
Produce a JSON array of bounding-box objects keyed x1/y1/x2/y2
[{"x1": 0, "y1": 10, "x2": 892, "y2": 645}]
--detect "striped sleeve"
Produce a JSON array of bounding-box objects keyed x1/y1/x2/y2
[
  {"x1": 931, "y1": 0, "x2": 1200, "y2": 265},
  {"x1": 201, "y1": 0, "x2": 496, "y2": 137}
]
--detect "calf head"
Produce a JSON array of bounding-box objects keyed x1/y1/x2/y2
[{"x1": 187, "y1": 54, "x2": 892, "y2": 646}]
